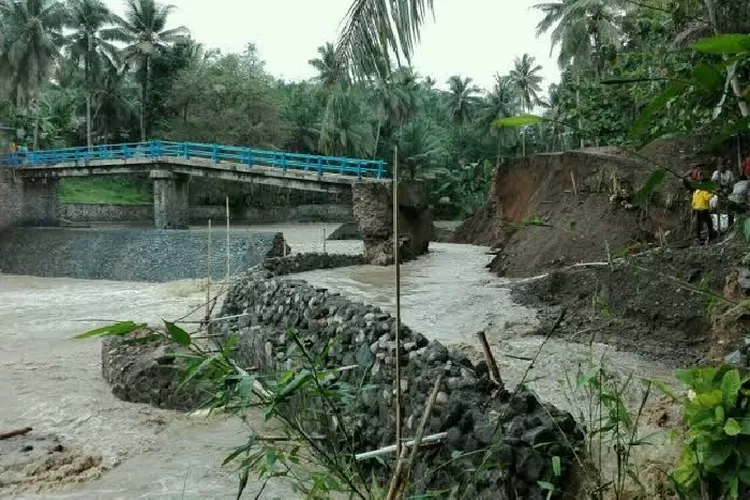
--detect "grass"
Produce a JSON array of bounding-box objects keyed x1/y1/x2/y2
[{"x1": 61, "y1": 177, "x2": 151, "y2": 205}]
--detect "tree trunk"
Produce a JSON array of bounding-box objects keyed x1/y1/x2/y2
[
  {"x1": 373, "y1": 116, "x2": 382, "y2": 158},
  {"x1": 32, "y1": 94, "x2": 39, "y2": 150},
  {"x1": 576, "y1": 69, "x2": 584, "y2": 148},
  {"x1": 521, "y1": 104, "x2": 527, "y2": 157},
  {"x1": 86, "y1": 35, "x2": 93, "y2": 150},
  {"x1": 140, "y1": 55, "x2": 151, "y2": 143}
]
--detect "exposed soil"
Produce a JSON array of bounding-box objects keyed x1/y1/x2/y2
[
  {"x1": 510, "y1": 242, "x2": 746, "y2": 365},
  {"x1": 455, "y1": 149, "x2": 694, "y2": 278}
]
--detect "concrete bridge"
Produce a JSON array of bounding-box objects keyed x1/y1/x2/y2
[{"x1": 0, "y1": 141, "x2": 389, "y2": 229}]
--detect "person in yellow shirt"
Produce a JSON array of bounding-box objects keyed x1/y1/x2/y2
[{"x1": 692, "y1": 181, "x2": 716, "y2": 243}]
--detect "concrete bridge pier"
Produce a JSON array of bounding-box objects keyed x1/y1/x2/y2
[
  {"x1": 22, "y1": 177, "x2": 60, "y2": 227},
  {"x1": 151, "y1": 170, "x2": 189, "y2": 229}
]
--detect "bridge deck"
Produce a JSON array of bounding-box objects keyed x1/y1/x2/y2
[{"x1": 2, "y1": 141, "x2": 389, "y2": 191}]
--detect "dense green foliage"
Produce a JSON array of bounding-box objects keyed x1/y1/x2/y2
[
  {"x1": 1, "y1": 0, "x2": 749, "y2": 213},
  {"x1": 660, "y1": 365, "x2": 750, "y2": 499}
]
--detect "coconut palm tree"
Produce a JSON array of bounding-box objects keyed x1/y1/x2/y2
[
  {"x1": 0, "y1": 0, "x2": 66, "y2": 149},
  {"x1": 479, "y1": 74, "x2": 521, "y2": 160},
  {"x1": 309, "y1": 42, "x2": 347, "y2": 90},
  {"x1": 106, "y1": 0, "x2": 188, "y2": 142},
  {"x1": 446, "y1": 75, "x2": 479, "y2": 126},
  {"x1": 65, "y1": 0, "x2": 117, "y2": 149},
  {"x1": 319, "y1": 88, "x2": 374, "y2": 158},
  {"x1": 509, "y1": 54, "x2": 544, "y2": 156},
  {"x1": 534, "y1": 0, "x2": 624, "y2": 79}
]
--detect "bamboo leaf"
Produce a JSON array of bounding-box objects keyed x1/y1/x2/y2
[
  {"x1": 629, "y1": 81, "x2": 685, "y2": 138},
  {"x1": 492, "y1": 114, "x2": 545, "y2": 128},
  {"x1": 74, "y1": 321, "x2": 147, "y2": 339},
  {"x1": 636, "y1": 169, "x2": 666, "y2": 202},
  {"x1": 163, "y1": 320, "x2": 191, "y2": 346},
  {"x1": 692, "y1": 34, "x2": 750, "y2": 55}
]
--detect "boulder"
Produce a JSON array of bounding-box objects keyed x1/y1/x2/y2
[
  {"x1": 101, "y1": 330, "x2": 211, "y2": 411},
  {"x1": 352, "y1": 181, "x2": 434, "y2": 265}
]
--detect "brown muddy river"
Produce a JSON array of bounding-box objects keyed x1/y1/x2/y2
[{"x1": 0, "y1": 223, "x2": 676, "y2": 498}]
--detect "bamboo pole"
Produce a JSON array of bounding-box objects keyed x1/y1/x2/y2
[
  {"x1": 386, "y1": 374, "x2": 444, "y2": 499},
  {"x1": 205, "y1": 219, "x2": 212, "y2": 330},
  {"x1": 477, "y1": 330, "x2": 503, "y2": 390},
  {"x1": 355, "y1": 433, "x2": 447, "y2": 462},
  {"x1": 392, "y1": 145, "x2": 403, "y2": 460},
  {"x1": 323, "y1": 228, "x2": 327, "y2": 254},
  {"x1": 225, "y1": 196, "x2": 230, "y2": 281}
]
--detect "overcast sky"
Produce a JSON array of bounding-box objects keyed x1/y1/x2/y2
[{"x1": 105, "y1": 0, "x2": 560, "y2": 95}]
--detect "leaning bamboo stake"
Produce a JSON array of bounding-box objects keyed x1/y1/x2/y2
[
  {"x1": 570, "y1": 171, "x2": 578, "y2": 197},
  {"x1": 386, "y1": 374, "x2": 444, "y2": 499},
  {"x1": 392, "y1": 145, "x2": 403, "y2": 460},
  {"x1": 477, "y1": 330, "x2": 503, "y2": 391}
]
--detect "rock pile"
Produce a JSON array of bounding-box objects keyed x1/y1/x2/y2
[
  {"x1": 262, "y1": 253, "x2": 365, "y2": 277},
  {"x1": 101, "y1": 331, "x2": 211, "y2": 410},
  {"x1": 218, "y1": 270, "x2": 584, "y2": 497}
]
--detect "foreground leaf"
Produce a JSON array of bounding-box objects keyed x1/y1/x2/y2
[
  {"x1": 692, "y1": 34, "x2": 750, "y2": 55},
  {"x1": 164, "y1": 320, "x2": 192, "y2": 346},
  {"x1": 492, "y1": 114, "x2": 545, "y2": 128},
  {"x1": 636, "y1": 169, "x2": 666, "y2": 202},
  {"x1": 74, "y1": 321, "x2": 147, "y2": 339}
]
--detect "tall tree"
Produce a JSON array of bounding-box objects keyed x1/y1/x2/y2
[
  {"x1": 534, "y1": 0, "x2": 624, "y2": 79},
  {"x1": 479, "y1": 74, "x2": 521, "y2": 160},
  {"x1": 446, "y1": 75, "x2": 478, "y2": 125},
  {"x1": 65, "y1": 0, "x2": 116, "y2": 149},
  {"x1": 107, "y1": 0, "x2": 188, "y2": 142},
  {"x1": 509, "y1": 54, "x2": 544, "y2": 156},
  {"x1": 309, "y1": 42, "x2": 347, "y2": 90},
  {"x1": 0, "y1": 0, "x2": 66, "y2": 149}
]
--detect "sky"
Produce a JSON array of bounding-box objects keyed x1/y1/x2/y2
[{"x1": 105, "y1": 0, "x2": 561, "y2": 95}]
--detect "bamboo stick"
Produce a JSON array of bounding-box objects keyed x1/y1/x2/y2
[
  {"x1": 386, "y1": 374, "x2": 444, "y2": 499},
  {"x1": 355, "y1": 433, "x2": 447, "y2": 462},
  {"x1": 392, "y1": 145, "x2": 403, "y2": 460},
  {"x1": 205, "y1": 219, "x2": 212, "y2": 333},
  {"x1": 226, "y1": 196, "x2": 230, "y2": 280},
  {"x1": 477, "y1": 330, "x2": 503, "y2": 390}
]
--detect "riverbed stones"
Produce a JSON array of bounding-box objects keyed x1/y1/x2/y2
[{"x1": 218, "y1": 269, "x2": 585, "y2": 497}]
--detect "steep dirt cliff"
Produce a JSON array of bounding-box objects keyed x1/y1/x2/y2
[{"x1": 455, "y1": 150, "x2": 690, "y2": 278}]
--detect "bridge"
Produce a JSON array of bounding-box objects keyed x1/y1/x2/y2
[{"x1": 0, "y1": 140, "x2": 389, "y2": 229}]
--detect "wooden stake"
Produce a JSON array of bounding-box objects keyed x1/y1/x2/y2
[
  {"x1": 205, "y1": 219, "x2": 212, "y2": 331},
  {"x1": 393, "y1": 145, "x2": 403, "y2": 460},
  {"x1": 386, "y1": 374, "x2": 444, "y2": 499},
  {"x1": 225, "y1": 196, "x2": 230, "y2": 280},
  {"x1": 323, "y1": 228, "x2": 327, "y2": 254},
  {"x1": 477, "y1": 330, "x2": 504, "y2": 391}
]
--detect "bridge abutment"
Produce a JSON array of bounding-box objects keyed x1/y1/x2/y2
[{"x1": 151, "y1": 170, "x2": 189, "y2": 229}]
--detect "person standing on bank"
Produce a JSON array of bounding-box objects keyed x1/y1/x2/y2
[
  {"x1": 712, "y1": 160, "x2": 735, "y2": 193},
  {"x1": 693, "y1": 171, "x2": 716, "y2": 244}
]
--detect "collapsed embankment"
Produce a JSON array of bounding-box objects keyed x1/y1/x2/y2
[
  {"x1": 455, "y1": 150, "x2": 688, "y2": 278},
  {"x1": 0, "y1": 227, "x2": 288, "y2": 282}
]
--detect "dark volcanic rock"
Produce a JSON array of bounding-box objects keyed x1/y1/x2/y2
[
  {"x1": 101, "y1": 331, "x2": 211, "y2": 410},
  {"x1": 215, "y1": 269, "x2": 585, "y2": 497}
]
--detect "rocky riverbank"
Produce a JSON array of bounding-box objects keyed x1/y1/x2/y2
[{"x1": 214, "y1": 269, "x2": 585, "y2": 498}]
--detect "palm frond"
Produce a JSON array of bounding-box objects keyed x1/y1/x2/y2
[{"x1": 335, "y1": 0, "x2": 433, "y2": 80}]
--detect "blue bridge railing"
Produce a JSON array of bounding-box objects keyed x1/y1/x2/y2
[{"x1": 0, "y1": 140, "x2": 388, "y2": 179}]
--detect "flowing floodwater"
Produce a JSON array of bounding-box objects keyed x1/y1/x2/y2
[{"x1": 0, "y1": 223, "x2": 678, "y2": 498}]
